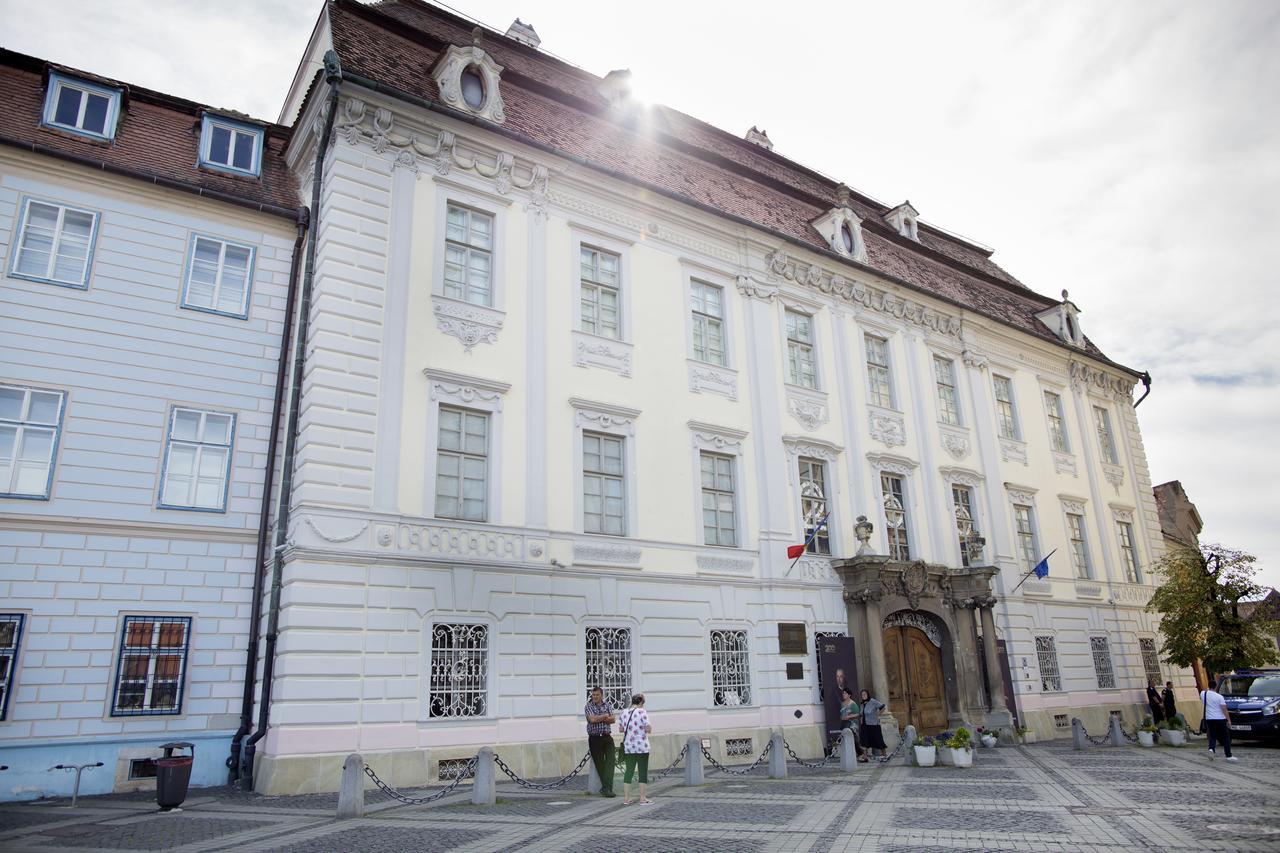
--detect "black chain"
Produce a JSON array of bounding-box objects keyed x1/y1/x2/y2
[
  {"x1": 492, "y1": 750, "x2": 591, "y2": 790},
  {"x1": 877, "y1": 734, "x2": 908, "y2": 763},
  {"x1": 1077, "y1": 722, "x2": 1111, "y2": 746},
  {"x1": 700, "y1": 740, "x2": 773, "y2": 775},
  {"x1": 1119, "y1": 724, "x2": 1139, "y2": 744},
  {"x1": 782, "y1": 737, "x2": 838, "y2": 768},
  {"x1": 364, "y1": 755, "x2": 479, "y2": 805},
  {"x1": 650, "y1": 743, "x2": 690, "y2": 780}
]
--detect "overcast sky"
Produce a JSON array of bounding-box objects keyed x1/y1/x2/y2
[{"x1": 4, "y1": 0, "x2": 1276, "y2": 588}]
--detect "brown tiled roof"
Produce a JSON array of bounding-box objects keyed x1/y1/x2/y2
[{"x1": 0, "y1": 50, "x2": 300, "y2": 218}]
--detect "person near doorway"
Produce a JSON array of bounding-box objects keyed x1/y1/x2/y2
[
  {"x1": 859, "y1": 689, "x2": 887, "y2": 757},
  {"x1": 1162, "y1": 681, "x2": 1178, "y2": 720},
  {"x1": 585, "y1": 686, "x2": 618, "y2": 796},
  {"x1": 1200, "y1": 682, "x2": 1237, "y2": 762},
  {"x1": 618, "y1": 693, "x2": 653, "y2": 805},
  {"x1": 1146, "y1": 679, "x2": 1166, "y2": 724},
  {"x1": 839, "y1": 688, "x2": 868, "y2": 761}
]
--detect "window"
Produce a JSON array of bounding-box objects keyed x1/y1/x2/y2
[
  {"x1": 1093, "y1": 406, "x2": 1118, "y2": 464},
  {"x1": 952, "y1": 485, "x2": 976, "y2": 567},
  {"x1": 460, "y1": 67, "x2": 485, "y2": 109},
  {"x1": 710, "y1": 629, "x2": 751, "y2": 706},
  {"x1": 199, "y1": 115, "x2": 264, "y2": 176},
  {"x1": 993, "y1": 375, "x2": 1019, "y2": 439},
  {"x1": 159, "y1": 407, "x2": 234, "y2": 511},
  {"x1": 690, "y1": 280, "x2": 726, "y2": 365},
  {"x1": 585, "y1": 626, "x2": 632, "y2": 712},
  {"x1": 443, "y1": 204, "x2": 493, "y2": 306},
  {"x1": 428, "y1": 623, "x2": 488, "y2": 718},
  {"x1": 0, "y1": 614, "x2": 24, "y2": 720},
  {"x1": 42, "y1": 73, "x2": 120, "y2": 140},
  {"x1": 435, "y1": 407, "x2": 488, "y2": 521},
  {"x1": 583, "y1": 432, "x2": 626, "y2": 535},
  {"x1": 10, "y1": 198, "x2": 98, "y2": 289},
  {"x1": 1066, "y1": 513, "x2": 1092, "y2": 579},
  {"x1": 182, "y1": 236, "x2": 254, "y2": 318},
  {"x1": 1035, "y1": 635, "x2": 1061, "y2": 692},
  {"x1": 1139, "y1": 637, "x2": 1162, "y2": 685},
  {"x1": 865, "y1": 334, "x2": 894, "y2": 409},
  {"x1": 1117, "y1": 521, "x2": 1141, "y2": 583},
  {"x1": 1091, "y1": 636, "x2": 1116, "y2": 689},
  {"x1": 1044, "y1": 391, "x2": 1069, "y2": 452},
  {"x1": 1, "y1": 385, "x2": 65, "y2": 499},
  {"x1": 798, "y1": 458, "x2": 830, "y2": 555},
  {"x1": 111, "y1": 616, "x2": 191, "y2": 716},
  {"x1": 785, "y1": 310, "x2": 817, "y2": 388},
  {"x1": 700, "y1": 452, "x2": 737, "y2": 547},
  {"x1": 934, "y1": 356, "x2": 960, "y2": 424},
  {"x1": 580, "y1": 246, "x2": 621, "y2": 339},
  {"x1": 881, "y1": 473, "x2": 911, "y2": 561},
  {"x1": 1013, "y1": 504, "x2": 1039, "y2": 572}
]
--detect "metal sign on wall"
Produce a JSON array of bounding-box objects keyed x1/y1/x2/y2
[{"x1": 778, "y1": 622, "x2": 808, "y2": 655}]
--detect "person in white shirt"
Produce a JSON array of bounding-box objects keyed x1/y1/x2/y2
[
  {"x1": 1200, "y1": 684, "x2": 1237, "y2": 762},
  {"x1": 618, "y1": 693, "x2": 654, "y2": 805}
]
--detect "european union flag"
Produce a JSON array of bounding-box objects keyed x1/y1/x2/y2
[{"x1": 1033, "y1": 554, "x2": 1051, "y2": 578}]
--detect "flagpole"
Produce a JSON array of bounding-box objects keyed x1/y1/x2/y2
[
  {"x1": 784, "y1": 512, "x2": 830, "y2": 577},
  {"x1": 1009, "y1": 548, "x2": 1057, "y2": 594}
]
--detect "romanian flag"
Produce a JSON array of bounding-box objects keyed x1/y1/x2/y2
[{"x1": 787, "y1": 513, "x2": 830, "y2": 560}]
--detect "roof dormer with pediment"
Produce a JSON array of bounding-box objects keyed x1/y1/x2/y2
[
  {"x1": 811, "y1": 184, "x2": 867, "y2": 262},
  {"x1": 1035, "y1": 290, "x2": 1086, "y2": 348},
  {"x1": 883, "y1": 201, "x2": 920, "y2": 241}
]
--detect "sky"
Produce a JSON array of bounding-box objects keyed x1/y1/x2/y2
[{"x1": 3, "y1": 0, "x2": 1277, "y2": 588}]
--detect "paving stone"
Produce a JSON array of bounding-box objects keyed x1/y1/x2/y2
[
  {"x1": 698, "y1": 780, "x2": 833, "y2": 797},
  {"x1": 907, "y1": 767, "x2": 1018, "y2": 781},
  {"x1": 567, "y1": 833, "x2": 765, "y2": 852},
  {"x1": 273, "y1": 825, "x2": 490, "y2": 852},
  {"x1": 891, "y1": 806, "x2": 1067, "y2": 834},
  {"x1": 0, "y1": 810, "x2": 84, "y2": 831},
  {"x1": 642, "y1": 800, "x2": 804, "y2": 825},
  {"x1": 34, "y1": 815, "x2": 273, "y2": 849},
  {"x1": 897, "y1": 782, "x2": 1041, "y2": 801},
  {"x1": 440, "y1": 798, "x2": 591, "y2": 817},
  {"x1": 1115, "y1": 786, "x2": 1280, "y2": 809}
]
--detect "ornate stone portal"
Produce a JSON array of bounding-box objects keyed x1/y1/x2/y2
[{"x1": 833, "y1": 555, "x2": 1013, "y2": 736}]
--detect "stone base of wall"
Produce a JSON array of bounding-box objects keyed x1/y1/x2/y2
[{"x1": 1017, "y1": 699, "x2": 1204, "y2": 743}]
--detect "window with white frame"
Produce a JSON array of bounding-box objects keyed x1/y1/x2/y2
[
  {"x1": 1013, "y1": 503, "x2": 1039, "y2": 572},
  {"x1": 182, "y1": 236, "x2": 254, "y2": 318},
  {"x1": 1066, "y1": 512, "x2": 1092, "y2": 579},
  {"x1": 585, "y1": 626, "x2": 632, "y2": 712},
  {"x1": 435, "y1": 407, "x2": 488, "y2": 522},
  {"x1": 159, "y1": 407, "x2": 234, "y2": 511},
  {"x1": 798, "y1": 457, "x2": 830, "y2": 555},
  {"x1": 1035, "y1": 635, "x2": 1062, "y2": 691},
  {"x1": 0, "y1": 614, "x2": 25, "y2": 720},
  {"x1": 865, "y1": 334, "x2": 894, "y2": 409},
  {"x1": 1044, "y1": 390, "x2": 1069, "y2": 452},
  {"x1": 700, "y1": 451, "x2": 738, "y2": 547},
  {"x1": 0, "y1": 384, "x2": 65, "y2": 500},
  {"x1": 1139, "y1": 637, "x2": 1162, "y2": 685},
  {"x1": 199, "y1": 115, "x2": 263, "y2": 176},
  {"x1": 710, "y1": 629, "x2": 751, "y2": 706},
  {"x1": 934, "y1": 355, "x2": 960, "y2": 424},
  {"x1": 993, "y1": 375, "x2": 1019, "y2": 439},
  {"x1": 580, "y1": 246, "x2": 621, "y2": 339},
  {"x1": 583, "y1": 432, "x2": 626, "y2": 535},
  {"x1": 1117, "y1": 521, "x2": 1141, "y2": 583},
  {"x1": 111, "y1": 616, "x2": 191, "y2": 716},
  {"x1": 881, "y1": 473, "x2": 911, "y2": 561},
  {"x1": 443, "y1": 204, "x2": 494, "y2": 306},
  {"x1": 428, "y1": 623, "x2": 488, "y2": 718},
  {"x1": 43, "y1": 73, "x2": 120, "y2": 140},
  {"x1": 690, "y1": 280, "x2": 726, "y2": 365},
  {"x1": 10, "y1": 198, "x2": 98, "y2": 288},
  {"x1": 785, "y1": 310, "x2": 817, "y2": 388},
  {"x1": 1090, "y1": 636, "x2": 1116, "y2": 689},
  {"x1": 952, "y1": 484, "x2": 976, "y2": 567},
  {"x1": 1093, "y1": 406, "x2": 1119, "y2": 464}
]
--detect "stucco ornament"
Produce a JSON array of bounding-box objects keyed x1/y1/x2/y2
[
  {"x1": 899, "y1": 561, "x2": 930, "y2": 610},
  {"x1": 431, "y1": 44, "x2": 506, "y2": 124},
  {"x1": 869, "y1": 410, "x2": 907, "y2": 447},
  {"x1": 883, "y1": 609, "x2": 943, "y2": 647}
]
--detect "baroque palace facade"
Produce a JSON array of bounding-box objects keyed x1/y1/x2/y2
[{"x1": 1, "y1": 0, "x2": 1194, "y2": 799}]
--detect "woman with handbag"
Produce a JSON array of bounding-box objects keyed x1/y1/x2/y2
[{"x1": 618, "y1": 693, "x2": 654, "y2": 804}]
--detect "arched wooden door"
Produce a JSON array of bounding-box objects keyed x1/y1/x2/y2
[{"x1": 883, "y1": 625, "x2": 948, "y2": 734}]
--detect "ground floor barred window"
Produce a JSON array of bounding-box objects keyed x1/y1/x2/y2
[
  {"x1": 1091, "y1": 636, "x2": 1116, "y2": 689},
  {"x1": 111, "y1": 616, "x2": 190, "y2": 716},
  {"x1": 429, "y1": 623, "x2": 488, "y2": 718},
  {"x1": 1034, "y1": 635, "x2": 1061, "y2": 692},
  {"x1": 710, "y1": 629, "x2": 751, "y2": 706},
  {"x1": 1139, "y1": 637, "x2": 1162, "y2": 686},
  {"x1": 585, "y1": 626, "x2": 632, "y2": 711}
]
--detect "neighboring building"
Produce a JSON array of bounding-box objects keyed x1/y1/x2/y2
[
  {"x1": 1238, "y1": 589, "x2": 1280, "y2": 661},
  {"x1": 1152, "y1": 479, "x2": 1211, "y2": 689},
  {"x1": 0, "y1": 51, "x2": 300, "y2": 799},
  {"x1": 244, "y1": 0, "x2": 1186, "y2": 793}
]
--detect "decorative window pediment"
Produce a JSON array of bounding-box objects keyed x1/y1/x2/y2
[
  {"x1": 1036, "y1": 290, "x2": 1086, "y2": 347},
  {"x1": 432, "y1": 44, "x2": 506, "y2": 124},
  {"x1": 883, "y1": 201, "x2": 920, "y2": 241},
  {"x1": 811, "y1": 186, "x2": 867, "y2": 262}
]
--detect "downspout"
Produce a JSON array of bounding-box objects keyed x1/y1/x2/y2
[
  {"x1": 240, "y1": 50, "x2": 343, "y2": 790},
  {"x1": 227, "y1": 207, "x2": 309, "y2": 785},
  {"x1": 1133, "y1": 371, "x2": 1152, "y2": 408}
]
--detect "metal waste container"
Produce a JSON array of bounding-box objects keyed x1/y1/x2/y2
[{"x1": 156, "y1": 741, "x2": 195, "y2": 810}]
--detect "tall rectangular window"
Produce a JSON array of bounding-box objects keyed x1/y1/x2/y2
[
  {"x1": 1066, "y1": 513, "x2": 1092, "y2": 579},
  {"x1": 952, "y1": 485, "x2": 976, "y2": 567},
  {"x1": 798, "y1": 458, "x2": 830, "y2": 555},
  {"x1": 11, "y1": 198, "x2": 98, "y2": 288},
  {"x1": 1035, "y1": 635, "x2": 1061, "y2": 691},
  {"x1": 1094, "y1": 406, "x2": 1118, "y2": 464},
  {"x1": 580, "y1": 247, "x2": 621, "y2": 339},
  {"x1": 1091, "y1": 636, "x2": 1116, "y2": 689},
  {"x1": 428, "y1": 623, "x2": 488, "y2": 718},
  {"x1": 0, "y1": 614, "x2": 25, "y2": 720},
  {"x1": 183, "y1": 236, "x2": 254, "y2": 318},
  {"x1": 111, "y1": 616, "x2": 191, "y2": 716},
  {"x1": 786, "y1": 311, "x2": 817, "y2": 388},
  {"x1": 583, "y1": 432, "x2": 625, "y2": 535},
  {"x1": 0, "y1": 385, "x2": 65, "y2": 500},
  {"x1": 436, "y1": 407, "x2": 488, "y2": 521},
  {"x1": 1013, "y1": 504, "x2": 1039, "y2": 572},
  {"x1": 865, "y1": 334, "x2": 894, "y2": 408},
  {"x1": 710, "y1": 629, "x2": 751, "y2": 706},
  {"x1": 199, "y1": 116, "x2": 263, "y2": 176},
  {"x1": 443, "y1": 204, "x2": 494, "y2": 306},
  {"x1": 881, "y1": 473, "x2": 911, "y2": 561},
  {"x1": 1117, "y1": 521, "x2": 1141, "y2": 583},
  {"x1": 159, "y1": 408, "x2": 234, "y2": 511},
  {"x1": 993, "y1": 375, "x2": 1019, "y2": 439},
  {"x1": 934, "y1": 355, "x2": 959, "y2": 424},
  {"x1": 700, "y1": 452, "x2": 737, "y2": 547},
  {"x1": 1139, "y1": 637, "x2": 1162, "y2": 686},
  {"x1": 1044, "y1": 390, "x2": 1069, "y2": 452},
  {"x1": 585, "y1": 626, "x2": 632, "y2": 712},
  {"x1": 690, "y1": 280, "x2": 726, "y2": 365}
]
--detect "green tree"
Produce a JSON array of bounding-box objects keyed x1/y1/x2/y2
[{"x1": 1147, "y1": 543, "x2": 1279, "y2": 677}]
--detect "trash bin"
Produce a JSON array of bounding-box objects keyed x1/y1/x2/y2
[{"x1": 156, "y1": 742, "x2": 195, "y2": 811}]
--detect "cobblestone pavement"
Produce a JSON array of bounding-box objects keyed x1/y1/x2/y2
[{"x1": 2, "y1": 741, "x2": 1278, "y2": 852}]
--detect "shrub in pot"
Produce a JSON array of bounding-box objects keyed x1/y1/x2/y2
[
  {"x1": 913, "y1": 735, "x2": 937, "y2": 767},
  {"x1": 935, "y1": 731, "x2": 954, "y2": 765},
  {"x1": 1158, "y1": 716, "x2": 1186, "y2": 747},
  {"x1": 976, "y1": 726, "x2": 998, "y2": 748},
  {"x1": 1137, "y1": 716, "x2": 1158, "y2": 748},
  {"x1": 950, "y1": 727, "x2": 975, "y2": 768}
]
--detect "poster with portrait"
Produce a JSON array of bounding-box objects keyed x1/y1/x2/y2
[{"x1": 818, "y1": 635, "x2": 859, "y2": 740}]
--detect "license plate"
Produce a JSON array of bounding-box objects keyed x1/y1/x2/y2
[{"x1": 1230, "y1": 724, "x2": 1250, "y2": 731}]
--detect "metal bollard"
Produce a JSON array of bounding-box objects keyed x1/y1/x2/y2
[
  {"x1": 1072, "y1": 718, "x2": 1086, "y2": 750},
  {"x1": 684, "y1": 736, "x2": 704, "y2": 786},
  {"x1": 767, "y1": 729, "x2": 786, "y2": 779},
  {"x1": 839, "y1": 729, "x2": 858, "y2": 772},
  {"x1": 1108, "y1": 715, "x2": 1124, "y2": 747},
  {"x1": 471, "y1": 747, "x2": 495, "y2": 806},
  {"x1": 902, "y1": 725, "x2": 918, "y2": 766},
  {"x1": 337, "y1": 754, "x2": 364, "y2": 819}
]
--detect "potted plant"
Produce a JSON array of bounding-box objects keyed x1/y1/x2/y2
[
  {"x1": 913, "y1": 734, "x2": 937, "y2": 767},
  {"x1": 935, "y1": 731, "x2": 954, "y2": 765},
  {"x1": 976, "y1": 726, "x2": 998, "y2": 749},
  {"x1": 1137, "y1": 716, "x2": 1158, "y2": 748},
  {"x1": 1015, "y1": 725, "x2": 1036, "y2": 744},
  {"x1": 1158, "y1": 716, "x2": 1186, "y2": 747},
  {"x1": 950, "y1": 727, "x2": 975, "y2": 768}
]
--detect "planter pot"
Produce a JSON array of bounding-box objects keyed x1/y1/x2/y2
[
  {"x1": 937, "y1": 745, "x2": 954, "y2": 766},
  {"x1": 1021, "y1": 731, "x2": 1039, "y2": 744},
  {"x1": 914, "y1": 745, "x2": 937, "y2": 767},
  {"x1": 952, "y1": 747, "x2": 974, "y2": 768},
  {"x1": 1159, "y1": 729, "x2": 1186, "y2": 747},
  {"x1": 980, "y1": 735, "x2": 997, "y2": 749},
  {"x1": 1138, "y1": 731, "x2": 1155, "y2": 747}
]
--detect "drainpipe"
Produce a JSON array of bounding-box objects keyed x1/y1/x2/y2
[
  {"x1": 1133, "y1": 371, "x2": 1152, "y2": 408},
  {"x1": 240, "y1": 50, "x2": 343, "y2": 790}
]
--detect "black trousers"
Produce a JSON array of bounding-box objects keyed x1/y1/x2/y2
[
  {"x1": 1205, "y1": 719, "x2": 1233, "y2": 757},
  {"x1": 588, "y1": 733, "x2": 616, "y2": 792}
]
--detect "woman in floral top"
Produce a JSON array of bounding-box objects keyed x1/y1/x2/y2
[{"x1": 618, "y1": 693, "x2": 654, "y2": 805}]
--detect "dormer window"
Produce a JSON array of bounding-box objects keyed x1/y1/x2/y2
[
  {"x1": 1036, "y1": 290, "x2": 1087, "y2": 347},
  {"x1": 460, "y1": 67, "x2": 485, "y2": 109},
  {"x1": 42, "y1": 72, "x2": 121, "y2": 141},
  {"x1": 432, "y1": 45, "x2": 506, "y2": 124},
  {"x1": 199, "y1": 115, "x2": 264, "y2": 177},
  {"x1": 840, "y1": 223, "x2": 855, "y2": 254},
  {"x1": 883, "y1": 201, "x2": 920, "y2": 241},
  {"x1": 811, "y1": 205, "x2": 867, "y2": 262}
]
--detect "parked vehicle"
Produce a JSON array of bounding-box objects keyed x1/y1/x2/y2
[{"x1": 1217, "y1": 669, "x2": 1280, "y2": 741}]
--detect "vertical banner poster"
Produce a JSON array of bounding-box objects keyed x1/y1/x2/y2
[{"x1": 818, "y1": 636, "x2": 858, "y2": 740}]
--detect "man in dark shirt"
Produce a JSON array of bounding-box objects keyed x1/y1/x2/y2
[
  {"x1": 1162, "y1": 681, "x2": 1178, "y2": 720},
  {"x1": 584, "y1": 686, "x2": 617, "y2": 797}
]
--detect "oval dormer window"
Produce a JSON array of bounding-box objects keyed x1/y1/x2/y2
[
  {"x1": 1065, "y1": 312, "x2": 1077, "y2": 342},
  {"x1": 460, "y1": 67, "x2": 485, "y2": 109},
  {"x1": 840, "y1": 222, "x2": 855, "y2": 254}
]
